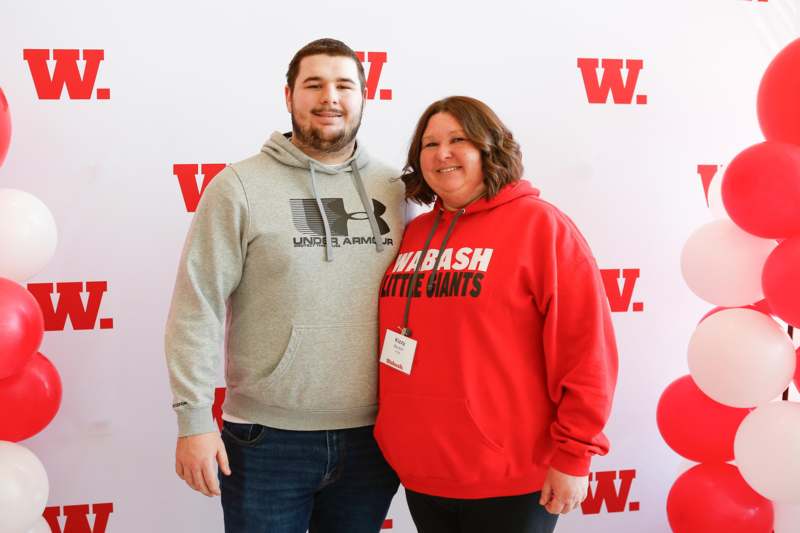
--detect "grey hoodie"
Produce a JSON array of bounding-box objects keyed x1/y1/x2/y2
[{"x1": 165, "y1": 132, "x2": 405, "y2": 436}]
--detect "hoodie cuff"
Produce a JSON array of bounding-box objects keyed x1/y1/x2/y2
[
  {"x1": 176, "y1": 407, "x2": 218, "y2": 437},
  {"x1": 549, "y1": 448, "x2": 593, "y2": 477}
]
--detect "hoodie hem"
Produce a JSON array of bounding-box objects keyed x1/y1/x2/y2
[
  {"x1": 400, "y1": 469, "x2": 548, "y2": 499},
  {"x1": 227, "y1": 394, "x2": 377, "y2": 431}
]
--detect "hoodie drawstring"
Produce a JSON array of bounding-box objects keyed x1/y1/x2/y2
[
  {"x1": 309, "y1": 162, "x2": 335, "y2": 262},
  {"x1": 350, "y1": 164, "x2": 385, "y2": 254}
]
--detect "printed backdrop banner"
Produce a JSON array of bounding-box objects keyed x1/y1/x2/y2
[{"x1": 2, "y1": 0, "x2": 800, "y2": 531}]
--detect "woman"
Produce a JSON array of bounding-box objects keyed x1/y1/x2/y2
[{"x1": 374, "y1": 96, "x2": 618, "y2": 533}]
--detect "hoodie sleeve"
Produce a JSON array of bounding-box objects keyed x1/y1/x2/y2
[
  {"x1": 536, "y1": 210, "x2": 618, "y2": 476},
  {"x1": 164, "y1": 167, "x2": 250, "y2": 437}
]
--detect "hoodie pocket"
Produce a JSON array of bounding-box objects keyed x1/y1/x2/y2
[
  {"x1": 375, "y1": 393, "x2": 508, "y2": 483},
  {"x1": 263, "y1": 322, "x2": 378, "y2": 411}
]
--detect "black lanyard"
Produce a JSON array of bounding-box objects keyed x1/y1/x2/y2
[{"x1": 400, "y1": 208, "x2": 464, "y2": 337}]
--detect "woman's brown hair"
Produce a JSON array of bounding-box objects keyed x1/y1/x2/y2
[{"x1": 402, "y1": 96, "x2": 523, "y2": 205}]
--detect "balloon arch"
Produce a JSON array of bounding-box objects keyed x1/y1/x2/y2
[{"x1": 660, "y1": 38, "x2": 800, "y2": 532}]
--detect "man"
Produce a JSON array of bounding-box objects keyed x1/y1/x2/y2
[{"x1": 165, "y1": 38, "x2": 404, "y2": 533}]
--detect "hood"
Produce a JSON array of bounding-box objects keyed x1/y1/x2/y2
[
  {"x1": 261, "y1": 131, "x2": 370, "y2": 174},
  {"x1": 403, "y1": 181, "x2": 540, "y2": 304},
  {"x1": 433, "y1": 180, "x2": 541, "y2": 216},
  {"x1": 258, "y1": 131, "x2": 383, "y2": 263}
]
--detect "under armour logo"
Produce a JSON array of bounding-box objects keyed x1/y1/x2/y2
[{"x1": 290, "y1": 198, "x2": 390, "y2": 236}]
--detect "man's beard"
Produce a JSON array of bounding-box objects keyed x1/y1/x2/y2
[{"x1": 291, "y1": 104, "x2": 363, "y2": 154}]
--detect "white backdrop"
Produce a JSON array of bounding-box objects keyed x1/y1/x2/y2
[{"x1": 3, "y1": 1, "x2": 800, "y2": 531}]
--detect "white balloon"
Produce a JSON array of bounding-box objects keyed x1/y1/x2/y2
[
  {"x1": 688, "y1": 308, "x2": 795, "y2": 407},
  {"x1": 0, "y1": 189, "x2": 57, "y2": 282},
  {"x1": 0, "y1": 441, "x2": 49, "y2": 532},
  {"x1": 707, "y1": 170, "x2": 730, "y2": 220},
  {"x1": 681, "y1": 219, "x2": 776, "y2": 307},
  {"x1": 773, "y1": 503, "x2": 800, "y2": 532},
  {"x1": 735, "y1": 402, "x2": 800, "y2": 503},
  {"x1": 23, "y1": 517, "x2": 51, "y2": 533}
]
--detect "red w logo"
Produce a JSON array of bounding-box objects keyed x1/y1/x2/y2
[
  {"x1": 43, "y1": 503, "x2": 114, "y2": 533},
  {"x1": 27, "y1": 282, "x2": 114, "y2": 331},
  {"x1": 600, "y1": 269, "x2": 643, "y2": 312},
  {"x1": 581, "y1": 470, "x2": 639, "y2": 514},
  {"x1": 23, "y1": 49, "x2": 110, "y2": 100},
  {"x1": 577, "y1": 58, "x2": 647, "y2": 105},
  {"x1": 212, "y1": 387, "x2": 227, "y2": 431},
  {"x1": 174, "y1": 163, "x2": 226, "y2": 213},
  {"x1": 355, "y1": 51, "x2": 392, "y2": 100}
]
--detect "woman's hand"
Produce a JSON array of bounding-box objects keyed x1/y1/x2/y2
[{"x1": 539, "y1": 466, "x2": 589, "y2": 515}]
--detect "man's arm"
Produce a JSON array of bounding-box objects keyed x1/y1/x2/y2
[{"x1": 164, "y1": 167, "x2": 249, "y2": 495}]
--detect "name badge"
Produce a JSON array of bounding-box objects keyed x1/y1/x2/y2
[{"x1": 380, "y1": 329, "x2": 417, "y2": 375}]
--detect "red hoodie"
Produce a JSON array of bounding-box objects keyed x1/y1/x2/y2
[{"x1": 374, "y1": 181, "x2": 618, "y2": 499}]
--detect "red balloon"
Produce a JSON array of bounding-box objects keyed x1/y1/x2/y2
[
  {"x1": 721, "y1": 142, "x2": 800, "y2": 239},
  {"x1": 762, "y1": 236, "x2": 800, "y2": 327},
  {"x1": 667, "y1": 463, "x2": 773, "y2": 533},
  {"x1": 0, "y1": 277, "x2": 44, "y2": 379},
  {"x1": 0, "y1": 87, "x2": 9, "y2": 167},
  {"x1": 657, "y1": 376, "x2": 750, "y2": 462},
  {"x1": 0, "y1": 352, "x2": 62, "y2": 441},
  {"x1": 758, "y1": 38, "x2": 800, "y2": 145}
]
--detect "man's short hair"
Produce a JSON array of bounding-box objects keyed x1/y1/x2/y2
[{"x1": 286, "y1": 38, "x2": 366, "y2": 92}]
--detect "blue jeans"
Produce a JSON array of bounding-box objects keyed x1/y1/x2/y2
[{"x1": 219, "y1": 422, "x2": 399, "y2": 533}]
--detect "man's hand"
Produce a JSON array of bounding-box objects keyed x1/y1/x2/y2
[
  {"x1": 539, "y1": 466, "x2": 589, "y2": 515},
  {"x1": 175, "y1": 432, "x2": 231, "y2": 497}
]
